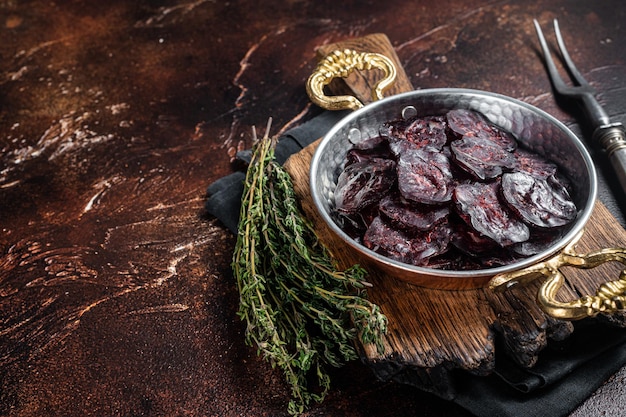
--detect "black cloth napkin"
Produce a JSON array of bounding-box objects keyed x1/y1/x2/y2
[
  {"x1": 453, "y1": 320, "x2": 626, "y2": 417},
  {"x1": 205, "y1": 111, "x2": 626, "y2": 417}
]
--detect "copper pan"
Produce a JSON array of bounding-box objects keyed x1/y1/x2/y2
[{"x1": 307, "y1": 50, "x2": 626, "y2": 320}]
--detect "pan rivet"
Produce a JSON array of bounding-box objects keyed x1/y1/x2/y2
[
  {"x1": 402, "y1": 106, "x2": 417, "y2": 119},
  {"x1": 348, "y1": 127, "x2": 362, "y2": 144}
]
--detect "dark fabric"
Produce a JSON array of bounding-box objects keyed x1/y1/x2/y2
[
  {"x1": 453, "y1": 321, "x2": 626, "y2": 417},
  {"x1": 205, "y1": 110, "x2": 626, "y2": 417},
  {"x1": 206, "y1": 171, "x2": 246, "y2": 234},
  {"x1": 492, "y1": 320, "x2": 626, "y2": 393}
]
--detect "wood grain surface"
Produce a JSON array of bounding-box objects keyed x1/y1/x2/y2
[{"x1": 3, "y1": 2, "x2": 626, "y2": 416}]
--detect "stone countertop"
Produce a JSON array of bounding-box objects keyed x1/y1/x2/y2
[{"x1": 1, "y1": 1, "x2": 625, "y2": 416}]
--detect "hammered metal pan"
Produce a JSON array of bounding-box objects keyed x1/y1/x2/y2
[{"x1": 306, "y1": 49, "x2": 626, "y2": 320}]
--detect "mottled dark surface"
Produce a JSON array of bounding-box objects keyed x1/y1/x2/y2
[{"x1": 1, "y1": 1, "x2": 625, "y2": 416}]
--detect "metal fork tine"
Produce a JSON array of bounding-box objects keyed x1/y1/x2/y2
[
  {"x1": 534, "y1": 18, "x2": 626, "y2": 198},
  {"x1": 534, "y1": 18, "x2": 610, "y2": 125},
  {"x1": 533, "y1": 19, "x2": 570, "y2": 95},
  {"x1": 533, "y1": 19, "x2": 593, "y2": 97},
  {"x1": 552, "y1": 19, "x2": 591, "y2": 89}
]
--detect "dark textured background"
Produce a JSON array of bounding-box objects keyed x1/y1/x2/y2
[{"x1": 1, "y1": 1, "x2": 624, "y2": 416}]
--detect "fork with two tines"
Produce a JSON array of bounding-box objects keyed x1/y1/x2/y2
[{"x1": 533, "y1": 19, "x2": 626, "y2": 196}]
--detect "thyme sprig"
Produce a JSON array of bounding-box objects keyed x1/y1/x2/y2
[{"x1": 232, "y1": 119, "x2": 387, "y2": 415}]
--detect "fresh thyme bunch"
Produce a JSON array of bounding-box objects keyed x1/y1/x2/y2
[{"x1": 232, "y1": 119, "x2": 388, "y2": 415}]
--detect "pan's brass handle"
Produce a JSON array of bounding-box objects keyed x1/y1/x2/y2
[
  {"x1": 490, "y1": 230, "x2": 626, "y2": 320},
  {"x1": 306, "y1": 49, "x2": 397, "y2": 111}
]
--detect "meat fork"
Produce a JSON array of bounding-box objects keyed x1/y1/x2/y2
[{"x1": 533, "y1": 19, "x2": 626, "y2": 196}]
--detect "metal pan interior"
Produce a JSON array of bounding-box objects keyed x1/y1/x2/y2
[{"x1": 309, "y1": 88, "x2": 597, "y2": 285}]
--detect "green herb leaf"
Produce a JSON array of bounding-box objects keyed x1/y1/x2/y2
[{"x1": 232, "y1": 119, "x2": 388, "y2": 415}]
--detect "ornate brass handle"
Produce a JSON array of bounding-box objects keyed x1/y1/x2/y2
[
  {"x1": 306, "y1": 49, "x2": 397, "y2": 111},
  {"x1": 489, "y1": 230, "x2": 626, "y2": 320}
]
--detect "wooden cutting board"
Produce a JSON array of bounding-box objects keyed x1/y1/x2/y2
[{"x1": 283, "y1": 33, "x2": 626, "y2": 396}]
